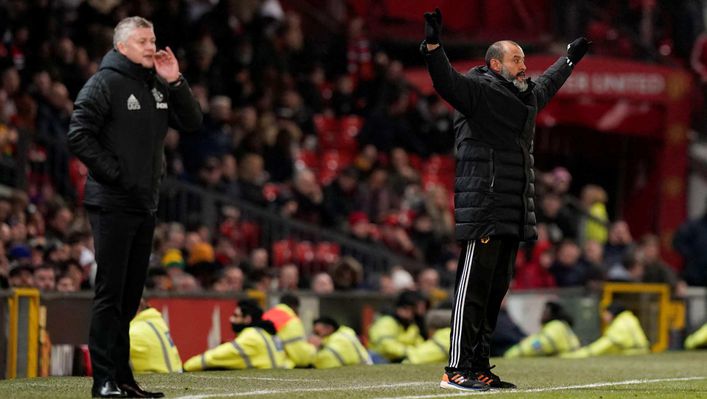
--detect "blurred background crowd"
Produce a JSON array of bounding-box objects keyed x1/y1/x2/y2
[{"x1": 0, "y1": 0, "x2": 706, "y2": 301}]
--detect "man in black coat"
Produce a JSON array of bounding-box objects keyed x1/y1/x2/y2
[
  {"x1": 421, "y1": 8, "x2": 589, "y2": 391},
  {"x1": 68, "y1": 16, "x2": 202, "y2": 398}
]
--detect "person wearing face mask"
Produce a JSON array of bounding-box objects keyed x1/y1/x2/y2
[
  {"x1": 367, "y1": 290, "x2": 425, "y2": 363},
  {"x1": 69, "y1": 16, "x2": 201, "y2": 398},
  {"x1": 183, "y1": 299, "x2": 291, "y2": 371},
  {"x1": 421, "y1": 8, "x2": 589, "y2": 392}
]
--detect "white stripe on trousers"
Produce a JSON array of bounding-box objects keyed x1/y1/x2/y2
[{"x1": 449, "y1": 240, "x2": 475, "y2": 369}]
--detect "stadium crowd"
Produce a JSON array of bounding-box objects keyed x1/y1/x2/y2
[{"x1": 0, "y1": 0, "x2": 704, "y2": 302}]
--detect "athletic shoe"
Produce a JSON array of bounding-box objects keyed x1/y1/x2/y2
[
  {"x1": 440, "y1": 370, "x2": 490, "y2": 391},
  {"x1": 475, "y1": 365, "x2": 517, "y2": 389}
]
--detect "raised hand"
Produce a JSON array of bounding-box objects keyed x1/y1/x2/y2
[
  {"x1": 567, "y1": 37, "x2": 591, "y2": 66},
  {"x1": 153, "y1": 46, "x2": 180, "y2": 83},
  {"x1": 424, "y1": 8, "x2": 442, "y2": 45}
]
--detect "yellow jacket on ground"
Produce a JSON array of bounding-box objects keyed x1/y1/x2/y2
[
  {"x1": 403, "y1": 327, "x2": 450, "y2": 365},
  {"x1": 129, "y1": 308, "x2": 183, "y2": 373},
  {"x1": 561, "y1": 311, "x2": 650, "y2": 358},
  {"x1": 367, "y1": 315, "x2": 424, "y2": 361},
  {"x1": 504, "y1": 320, "x2": 580, "y2": 358},
  {"x1": 263, "y1": 304, "x2": 316, "y2": 367},
  {"x1": 183, "y1": 327, "x2": 289, "y2": 371},
  {"x1": 314, "y1": 326, "x2": 372, "y2": 368},
  {"x1": 685, "y1": 323, "x2": 707, "y2": 350}
]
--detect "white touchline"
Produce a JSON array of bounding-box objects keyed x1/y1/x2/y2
[
  {"x1": 181, "y1": 374, "x2": 323, "y2": 382},
  {"x1": 374, "y1": 376, "x2": 707, "y2": 399},
  {"x1": 170, "y1": 381, "x2": 431, "y2": 399}
]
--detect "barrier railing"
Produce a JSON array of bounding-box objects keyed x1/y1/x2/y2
[{"x1": 3, "y1": 288, "x2": 40, "y2": 379}]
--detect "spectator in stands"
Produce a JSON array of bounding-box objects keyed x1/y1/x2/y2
[
  {"x1": 549, "y1": 240, "x2": 586, "y2": 287},
  {"x1": 576, "y1": 239, "x2": 607, "y2": 290},
  {"x1": 329, "y1": 256, "x2": 363, "y2": 291},
  {"x1": 236, "y1": 153, "x2": 267, "y2": 205},
  {"x1": 608, "y1": 248, "x2": 641, "y2": 282},
  {"x1": 604, "y1": 221, "x2": 635, "y2": 269},
  {"x1": 33, "y1": 264, "x2": 56, "y2": 291},
  {"x1": 537, "y1": 192, "x2": 573, "y2": 243},
  {"x1": 416, "y1": 268, "x2": 448, "y2": 307},
  {"x1": 8, "y1": 264, "x2": 34, "y2": 287},
  {"x1": 410, "y1": 208, "x2": 447, "y2": 264},
  {"x1": 282, "y1": 168, "x2": 329, "y2": 225},
  {"x1": 578, "y1": 184, "x2": 609, "y2": 245},
  {"x1": 323, "y1": 167, "x2": 361, "y2": 229},
  {"x1": 211, "y1": 265, "x2": 245, "y2": 293},
  {"x1": 673, "y1": 203, "x2": 707, "y2": 287},
  {"x1": 367, "y1": 290, "x2": 425, "y2": 362},
  {"x1": 311, "y1": 272, "x2": 334, "y2": 294},
  {"x1": 184, "y1": 299, "x2": 290, "y2": 371},
  {"x1": 263, "y1": 293, "x2": 316, "y2": 368},
  {"x1": 172, "y1": 273, "x2": 202, "y2": 292},
  {"x1": 504, "y1": 301, "x2": 580, "y2": 357},
  {"x1": 68, "y1": 15, "x2": 202, "y2": 398},
  {"x1": 248, "y1": 268, "x2": 274, "y2": 293},
  {"x1": 129, "y1": 299, "x2": 182, "y2": 374},
  {"x1": 145, "y1": 268, "x2": 172, "y2": 291},
  {"x1": 310, "y1": 316, "x2": 372, "y2": 368},
  {"x1": 242, "y1": 247, "x2": 270, "y2": 275},
  {"x1": 562, "y1": 303, "x2": 649, "y2": 357},
  {"x1": 424, "y1": 185, "x2": 454, "y2": 243},
  {"x1": 56, "y1": 272, "x2": 77, "y2": 292},
  {"x1": 277, "y1": 263, "x2": 299, "y2": 291},
  {"x1": 417, "y1": 94, "x2": 454, "y2": 155},
  {"x1": 638, "y1": 234, "x2": 687, "y2": 297},
  {"x1": 684, "y1": 323, "x2": 707, "y2": 350},
  {"x1": 514, "y1": 224, "x2": 556, "y2": 289}
]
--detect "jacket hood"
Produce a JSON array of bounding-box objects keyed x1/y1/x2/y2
[{"x1": 99, "y1": 49, "x2": 155, "y2": 82}]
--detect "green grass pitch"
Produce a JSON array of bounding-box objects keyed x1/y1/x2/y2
[{"x1": 1, "y1": 352, "x2": 705, "y2": 398}]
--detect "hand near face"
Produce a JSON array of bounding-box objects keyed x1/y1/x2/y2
[{"x1": 154, "y1": 46, "x2": 180, "y2": 83}]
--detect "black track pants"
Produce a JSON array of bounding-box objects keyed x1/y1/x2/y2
[{"x1": 447, "y1": 237, "x2": 518, "y2": 371}]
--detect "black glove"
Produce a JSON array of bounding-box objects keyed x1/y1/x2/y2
[
  {"x1": 566, "y1": 37, "x2": 591, "y2": 66},
  {"x1": 424, "y1": 8, "x2": 442, "y2": 45}
]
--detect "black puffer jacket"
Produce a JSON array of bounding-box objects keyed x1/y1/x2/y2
[
  {"x1": 68, "y1": 50, "x2": 202, "y2": 212},
  {"x1": 423, "y1": 45, "x2": 572, "y2": 241}
]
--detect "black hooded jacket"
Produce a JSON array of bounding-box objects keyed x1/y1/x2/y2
[
  {"x1": 68, "y1": 50, "x2": 202, "y2": 212},
  {"x1": 423, "y1": 45, "x2": 572, "y2": 241}
]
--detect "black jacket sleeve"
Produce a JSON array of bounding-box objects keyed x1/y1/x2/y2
[
  {"x1": 167, "y1": 79, "x2": 202, "y2": 133},
  {"x1": 532, "y1": 57, "x2": 573, "y2": 110},
  {"x1": 67, "y1": 74, "x2": 121, "y2": 184},
  {"x1": 422, "y1": 43, "x2": 481, "y2": 117}
]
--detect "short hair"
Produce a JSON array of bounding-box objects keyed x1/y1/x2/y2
[
  {"x1": 237, "y1": 299, "x2": 264, "y2": 321},
  {"x1": 313, "y1": 316, "x2": 339, "y2": 330},
  {"x1": 113, "y1": 16, "x2": 153, "y2": 48},
  {"x1": 485, "y1": 40, "x2": 521, "y2": 67},
  {"x1": 280, "y1": 293, "x2": 300, "y2": 310}
]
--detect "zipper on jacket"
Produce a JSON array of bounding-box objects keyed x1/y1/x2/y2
[{"x1": 489, "y1": 148, "x2": 495, "y2": 192}]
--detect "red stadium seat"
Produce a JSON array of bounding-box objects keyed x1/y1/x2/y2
[
  {"x1": 272, "y1": 239, "x2": 294, "y2": 267},
  {"x1": 293, "y1": 240, "x2": 315, "y2": 264}
]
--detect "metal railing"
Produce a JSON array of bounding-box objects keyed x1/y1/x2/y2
[{"x1": 157, "y1": 178, "x2": 427, "y2": 280}]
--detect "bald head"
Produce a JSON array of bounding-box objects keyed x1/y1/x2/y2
[{"x1": 485, "y1": 40, "x2": 522, "y2": 67}]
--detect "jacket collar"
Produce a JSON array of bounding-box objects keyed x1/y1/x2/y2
[
  {"x1": 476, "y1": 65, "x2": 536, "y2": 95},
  {"x1": 99, "y1": 49, "x2": 155, "y2": 82}
]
